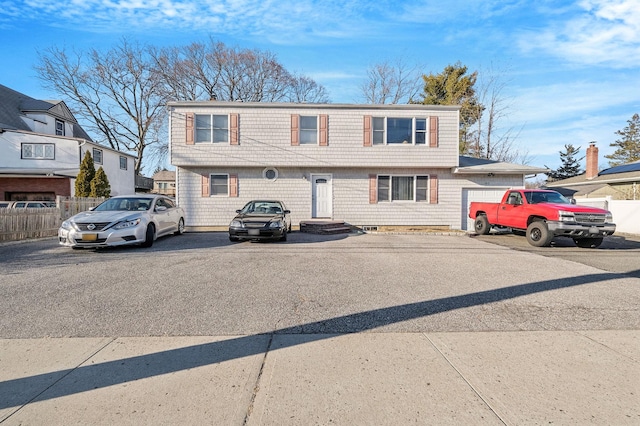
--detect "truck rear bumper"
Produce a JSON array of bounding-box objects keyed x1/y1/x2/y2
[{"x1": 547, "y1": 221, "x2": 616, "y2": 238}]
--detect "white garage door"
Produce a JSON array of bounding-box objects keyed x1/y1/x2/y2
[{"x1": 461, "y1": 188, "x2": 509, "y2": 231}]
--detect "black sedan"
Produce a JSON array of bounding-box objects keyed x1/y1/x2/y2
[{"x1": 228, "y1": 200, "x2": 291, "y2": 242}]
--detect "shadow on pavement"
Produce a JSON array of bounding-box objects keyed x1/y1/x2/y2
[{"x1": 1, "y1": 268, "x2": 635, "y2": 410}]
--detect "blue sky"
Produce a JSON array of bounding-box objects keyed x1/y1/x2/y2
[{"x1": 1, "y1": 0, "x2": 639, "y2": 173}]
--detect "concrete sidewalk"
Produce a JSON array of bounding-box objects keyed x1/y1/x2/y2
[{"x1": 1, "y1": 331, "x2": 638, "y2": 425}]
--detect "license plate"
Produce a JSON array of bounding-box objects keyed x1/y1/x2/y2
[
  {"x1": 589, "y1": 227, "x2": 599, "y2": 234},
  {"x1": 248, "y1": 229, "x2": 260, "y2": 236},
  {"x1": 82, "y1": 233, "x2": 98, "y2": 241}
]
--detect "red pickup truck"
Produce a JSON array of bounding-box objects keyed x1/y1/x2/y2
[{"x1": 469, "y1": 189, "x2": 616, "y2": 248}]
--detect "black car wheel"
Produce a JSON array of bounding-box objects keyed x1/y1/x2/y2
[
  {"x1": 175, "y1": 218, "x2": 185, "y2": 235},
  {"x1": 526, "y1": 221, "x2": 553, "y2": 247},
  {"x1": 141, "y1": 224, "x2": 155, "y2": 248}
]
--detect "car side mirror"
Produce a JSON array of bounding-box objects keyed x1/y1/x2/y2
[
  {"x1": 570, "y1": 198, "x2": 576, "y2": 204},
  {"x1": 284, "y1": 210, "x2": 291, "y2": 214},
  {"x1": 236, "y1": 209, "x2": 242, "y2": 213},
  {"x1": 155, "y1": 206, "x2": 167, "y2": 212}
]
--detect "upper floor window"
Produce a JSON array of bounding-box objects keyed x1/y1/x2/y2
[
  {"x1": 195, "y1": 114, "x2": 229, "y2": 143},
  {"x1": 93, "y1": 148, "x2": 103, "y2": 164},
  {"x1": 119, "y1": 156, "x2": 127, "y2": 170},
  {"x1": 372, "y1": 117, "x2": 427, "y2": 145},
  {"x1": 22, "y1": 143, "x2": 55, "y2": 159},
  {"x1": 55, "y1": 119, "x2": 65, "y2": 136},
  {"x1": 299, "y1": 116, "x2": 318, "y2": 144}
]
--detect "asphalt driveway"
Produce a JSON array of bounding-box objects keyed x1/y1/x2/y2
[
  {"x1": 1, "y1": 232, "x2": 638, "y2": 338},
  {"x1": 471, "y1": 232, "x2": 640, "y2": 277}
]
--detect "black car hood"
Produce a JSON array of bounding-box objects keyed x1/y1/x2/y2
[{"x1": 235, "y1": 214, "x2": 282, "y2": 223}]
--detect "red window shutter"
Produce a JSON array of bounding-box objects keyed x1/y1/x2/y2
[
  {"x1": 429, "y1": 174, "x2": 438, "y2": 204},
  {"x1": 201, "y1": 174, "x2": 209, "y2": 197},
  {"x1": 429, "y1": 116, "x2": 439, "y2": 147},
  {"x1": 319, "y1": 114, "x2": 328, "y2": 146},
  {"x1": 186, "y1": 112, "x2": 194, "y2": 145},
  {"x1": 230, "y1": 114, "x2": 239, "y2": 145},
  {"x1": 369, "y1": 174, "x2": 377, "y2": 203},
  {"x1": 291, "y1": 115, "x2": 300, "y2": 146},
  {"x1": 229, "y1": 174, "x2": 238, "y2": 197},
  {"x1": 363, "y1": 116, "x2": 372, "y2": 147}
]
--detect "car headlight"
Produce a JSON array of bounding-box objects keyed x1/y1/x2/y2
[
  {"x1": 269, "y1": 220, "x2": 283, "y2": 228},
  {"x1": 230, "y1": 220, "x2": 242, "y2": 228},
  {"x1": 606, "y1": 212, "x2": 613, "y2": 222},
  {"x1": 115, "y1": 218, "x2": 141, "y2": 229},
  {"x1": 558, "y1": 210, "x2": 576, "y2": 222},
  {"x1": 60, "y1": 220, "x2": 75, "y2": 231}
]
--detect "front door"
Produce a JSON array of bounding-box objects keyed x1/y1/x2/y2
[{"x1": 312, "y1": 174, "x2": 332, "y2": 218}]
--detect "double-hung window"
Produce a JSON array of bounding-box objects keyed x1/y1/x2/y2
[
  {"x1": 377, "y1": 175, "x2": 429, "y2": 202},
  {"x1": 55, "y1": 119, "x2": 65, "y2": 136},
  {"x1": 119, "y1": 156, "x2": 127, "y2": 170},
  {"x1": 22, "y1": 143, "x2": 55, "y2": 159},
  {"x1": 196, "y1": 114, "x2": 229, "y2": 143},
  {"x1": 299, "y1": 116, "x2": 318, "y2": 144},
  {"x1": 93, "y1": 148, "x2": 103, "y2": 164},
  {"x1": 210, "y1": 174, "x2": 229, "y2": 196},
  {"x1": 372, "y1": 117, "x2": 427, "y2": 145}
]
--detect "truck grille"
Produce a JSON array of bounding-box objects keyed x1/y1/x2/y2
[{"x1": 574, "y1": 213, "x2": 607, "y2": 224}]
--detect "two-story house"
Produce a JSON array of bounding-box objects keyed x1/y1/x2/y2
[
  {"x1": 0, "y1": 84, "x2": 136, "y2": 201},
  {"x1": 151, "y1": 170, "x2": 176, "y2": 196},
  {"x1": 169, "y1": 101, "x2": 545, "y2": 231}
]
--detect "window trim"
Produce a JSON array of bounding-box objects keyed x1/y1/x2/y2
[
  {"x1": 119, "y1": 156, "x2": 128, "y2": 170},
  {"x1": 21, "y1": 143, "x2": 55, "y2": 160},
  {"x1": 263, "y1": 167, "x2": 279, "y2": 181}
]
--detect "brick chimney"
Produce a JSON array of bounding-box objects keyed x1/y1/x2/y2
[{"x1": 586, "y1": 142, "x2": 598, "y2": 179}]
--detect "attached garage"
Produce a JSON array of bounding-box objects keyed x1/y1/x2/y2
[{"x1": 461, "y1": 188, "x2": 510, "y2": 231}]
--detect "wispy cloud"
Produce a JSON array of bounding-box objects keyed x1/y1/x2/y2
[
  {"x1": 518, "y1": 0, "x2": 640, "y2": 68},
  {"x1": 4, "y1": 0, "x2": 381, "y2": 43}
]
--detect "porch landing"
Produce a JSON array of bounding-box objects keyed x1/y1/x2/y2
[{"x1": 299, "y1": 220, "x2": 354, "y2": 235}]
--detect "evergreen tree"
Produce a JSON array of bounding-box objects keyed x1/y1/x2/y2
[
  {"x1": 415, "y1": 62, "x2": 483, "y2": 155},
  {"x1": 605, "y1": 113, "x2": 640, "y2": 166},
  {"x1": 90, "y1": 167, "x2": 111, "y2": 198},
  {"x1": 545, "y1": 144, "x2": 584, "y2": 181},
  {"x1": 75, "y1": 151, "x2": 96, "y2": 196}
]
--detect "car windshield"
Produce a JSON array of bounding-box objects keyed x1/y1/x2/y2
[
  {"x1": 525, "y1": 191, "x2": 570, "y2": 204},
  {"x1": 94, "y1": 197, "x2": 152, "y2": 212},
  {"x1": 240, "y1": 201, "x2": 283, "y2": 215}
]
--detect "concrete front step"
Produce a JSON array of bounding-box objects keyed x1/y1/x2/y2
[{"x1": 299, "y1": 220, "x2": 353, "y2": 235}]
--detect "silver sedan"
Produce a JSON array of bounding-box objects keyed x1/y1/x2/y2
[{"x1": 58, "y1": 194, "x2": 185, "y2": 248}]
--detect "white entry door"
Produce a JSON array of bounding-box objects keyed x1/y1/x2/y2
[{"x1": 312, "y1": 174, "x2": 332, "y2": 218}]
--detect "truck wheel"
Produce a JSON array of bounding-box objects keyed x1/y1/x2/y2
[
  {"x1": 574, "y1": 237, "x2": 603, "y2": 248},
  {"x1": 474, "y1": 215, "x2": 491, "y2": 235},
  {"x1": 526, "y1": 221, "x2": 553, "y2": 247}
]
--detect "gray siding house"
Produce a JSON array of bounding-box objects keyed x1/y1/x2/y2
[{"x1": 168, "y1": 102, "x2": 545, "y2": 231}]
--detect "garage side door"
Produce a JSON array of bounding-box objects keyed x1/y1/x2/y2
[{"x1": 461, "y1": 188, "x2": 509, "y2": 231}]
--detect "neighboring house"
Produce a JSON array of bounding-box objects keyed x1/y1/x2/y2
[
  {"x1": 168, "y1": 101, "x2": 546, "y2": 231},
  {"x1": 545, "y1": 142, "x2": 640, "y2": 200},
  {"x1": 0, "y1": 84, "x2": 136, "y2": 200},
  {"x1": 151, "y1": 170, "x2": 176, "y2": 196}
]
